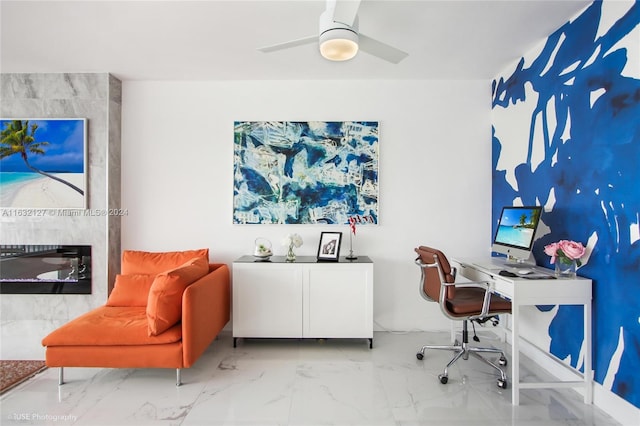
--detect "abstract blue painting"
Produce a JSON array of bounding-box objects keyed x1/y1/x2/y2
[
  {"x1": 492, "y1": 1, "x2": 639, "y2": 408},
  {"x1": 233, "y1": 121, "x2": 378, "y2": 225}
]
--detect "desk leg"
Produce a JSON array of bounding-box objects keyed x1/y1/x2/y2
[
  {"x1": 512, "y1": 303, "x2": 520, "y2": 405},
  {"x1": 584, "y1": 301, "x2": 593, "y2": 404}
]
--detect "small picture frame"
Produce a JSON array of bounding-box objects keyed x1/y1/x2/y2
[{"x1": 317, "y1": 232, "x2": 342, "y2": 261}]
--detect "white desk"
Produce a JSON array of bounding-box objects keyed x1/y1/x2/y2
[{"x1": 451, "y1": 258, "x2": 592, "y2": 406}]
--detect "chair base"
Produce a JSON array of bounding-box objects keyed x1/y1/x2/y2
[{"x1": 417, "y1": 321, "x2": 508, "y2": 389}]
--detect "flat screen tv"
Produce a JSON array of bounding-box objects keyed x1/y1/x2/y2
[{"x1": 491, "y1": 206, "x2": 542, "y2": 264}]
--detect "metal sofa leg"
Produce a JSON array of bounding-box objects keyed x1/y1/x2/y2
[
  {"x1": 176, "y1": 368, "x2": 182, "y2": 387},
  {"x1": 58, "y1": 367, "x2": 64, "y2": 385}
]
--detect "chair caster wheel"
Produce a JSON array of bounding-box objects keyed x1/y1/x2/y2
[
  {"x1": 438, "y1": 374, "x2": 448, "y2": 384},
  {"x1": 498, "y1": 356, "x2": 507, "y2": 366},
  {"x1": 497, "y1": 379, "x2": 508, "y2": 389},
  {"x1": 416, "y1": 352, "x2": 424, "y2": 360}
]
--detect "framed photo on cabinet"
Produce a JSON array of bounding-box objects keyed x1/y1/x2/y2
[{"x1": 317, "y1": 232, "x2": 342, "y2": 261}]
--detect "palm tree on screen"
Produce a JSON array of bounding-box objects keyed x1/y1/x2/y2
[
  {"x1": 531, "y1": 208, "x2": 540, "y2": 226},
  {"x1": 519, "y1": 213, "x2": 527, "y2": 227},
  {"x1": 0, "y1": 120, "x2": 83, "y2": 195}
]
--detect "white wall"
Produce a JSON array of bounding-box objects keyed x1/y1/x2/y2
[{"x1": 121, "y1": 79, "x2": 492, "y2": 331}]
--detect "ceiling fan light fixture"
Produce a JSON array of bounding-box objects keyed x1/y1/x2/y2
[{"x1": 319, "y1": 28, "x2": 359, "y2": 61}]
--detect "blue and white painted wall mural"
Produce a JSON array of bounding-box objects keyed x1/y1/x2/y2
[
  {"x1": 492, "y1": 0, "x2": 639, "y2": 408},
  {"x1": 233, "y1": 121, "x2": 379, "y2": 225}
]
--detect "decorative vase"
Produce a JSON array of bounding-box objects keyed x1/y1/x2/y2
[
  {"x1": 555, "y1": 258, "x2": 577, "y2": 278},
  {"x1": 286, "y1": 243, "x2": 296, "y2": 262},
  {"x1": 346, "y1": 232, "x2": 357, "y2": 260}
]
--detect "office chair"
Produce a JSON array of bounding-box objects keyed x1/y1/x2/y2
[{"x1": 414, "y1": 246, "x2": 511, "y2": 389}]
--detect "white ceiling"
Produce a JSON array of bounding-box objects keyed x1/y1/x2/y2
[{"x1": 0, "y1": 0, "x2": 592, "y2": 81}]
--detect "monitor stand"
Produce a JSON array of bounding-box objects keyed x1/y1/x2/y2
[
  {"x1": 502, "y1": 254, "x2": 536, "y2": 268},
  {"x1": 474, "y1": 254, "x2": 536, "y2": 271}
]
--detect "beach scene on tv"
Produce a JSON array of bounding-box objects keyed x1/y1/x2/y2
[
  {"x1": 495, "y1": 208, "x2": 540, "y2": 248},
  {"x1": 0, "y1": 119, "x2": 86, "y2": 209}
]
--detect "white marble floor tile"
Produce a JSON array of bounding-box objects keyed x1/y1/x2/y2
[
  {"x1": 0, "y1": 331, "x2": 621, "y2": 426},
  {"x1": 288, "y1": 360, "x2": 394, "y2": 425},
  {"x1": 184, "y1": 358, "x2": 297, "y2": 425}
]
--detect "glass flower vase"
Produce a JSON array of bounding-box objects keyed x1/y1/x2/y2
[
  {"x1": 555, "y1": 258, "x2": 577, "y2": 278},
  {"x1": 286, "y1": 243, "x2": 296, "y2": 262}
]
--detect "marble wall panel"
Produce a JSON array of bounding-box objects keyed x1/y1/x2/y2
[
  {"x1": 0, "y1": 73, "x2": 121, "y2": 359},
  {"x1": 107, "y1": 75, "x2": 122, "y2": 290},
  {"x1": 0, "y1": 74, "x2": 46, "y2": 99},
  {"x1": 43, "y1": 74, "x2": 108, "y2": 100}
]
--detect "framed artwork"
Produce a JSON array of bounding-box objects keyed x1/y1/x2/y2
[
  {"x1": 317, "y1": 231, "x2": 342, "y2": 261},
  {"x1": 233, "y1": 121, "x2": 378, "y2": 225},
  {"x1": 0, "y1": 118, "x2": 88, "y2": 209}
]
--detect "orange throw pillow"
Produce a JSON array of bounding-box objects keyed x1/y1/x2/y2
[
  {"x1": 146, "y1": 256, "x2": 209, "y2": 336},
  {"x1": 121, "y1": 248, "x2": 209, "y2": 275},
  {"x1": 106, "y1": 274, "x2": 155, "y2": 307}
]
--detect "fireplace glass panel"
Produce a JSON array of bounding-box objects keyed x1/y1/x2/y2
[{"x1": 0, "y1": 245, "x2": 91, "y2": 294}]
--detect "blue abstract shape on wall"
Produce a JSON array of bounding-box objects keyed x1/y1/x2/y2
[
  {"x1": 233, "y1": 121, "x2": 379, "y2": 225},
  {"x1": 492, "y1": 1, "x2": 640, "y2": 407}
]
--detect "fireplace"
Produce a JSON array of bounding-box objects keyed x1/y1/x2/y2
[{"x1": 0, "y1": 245, "x2": 91, "y2": 294}]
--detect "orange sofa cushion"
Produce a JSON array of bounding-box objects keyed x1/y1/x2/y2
[
  {"x1": 106, "y1": 274, "x2": 154, "y2": 307},
  {"x1": 121, "y1": 248, "x2": 209, "y2": 275},
  {"x1": 146, "y1": 256, "x2": 209, "y2": 336},
  {"x1": 42, "y1": 306, "x2": 182, "y2": 346}
]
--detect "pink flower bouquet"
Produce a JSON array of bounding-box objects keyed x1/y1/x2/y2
[{"x1": 544, "y1": 240, "x2": 585, "y2": 267}]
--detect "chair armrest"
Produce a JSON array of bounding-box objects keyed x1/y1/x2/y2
[
  {"x1": 443, "y1": 280, "x2": 494, "y2": 319},
  {"x1": 415, "y1": 254, "x2": 503, "y2": 321},
  {"x1": 181, "y1": 264, "x2": 230, "y2": 367}
]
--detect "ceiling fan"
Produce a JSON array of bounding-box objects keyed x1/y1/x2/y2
[{"x1": 258, "y1": 0, "x2": 408, "y2": 64}]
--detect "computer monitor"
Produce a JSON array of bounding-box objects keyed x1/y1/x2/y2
[{"x1": 491, "y1": 206, "x2": 542, "y2": 264}]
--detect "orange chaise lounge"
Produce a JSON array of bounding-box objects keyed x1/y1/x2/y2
[{"x1": 42, "y1": 248, "x2": 230, "y2": 386}]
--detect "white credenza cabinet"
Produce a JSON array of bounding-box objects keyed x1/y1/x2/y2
[{"x1": 232, "y1": 256, "x2": 374, "y2": 348}]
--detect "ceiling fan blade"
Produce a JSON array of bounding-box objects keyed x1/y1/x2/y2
[
  {"x1": 332, "y1": 0, "x2": 362, "y2": 27},
  {"x1": 258, "y1": 35, "x2": 316, "y2": 53},
  {"x1": 359, "y1": 34, "x2": 408, "y2": 64}
]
